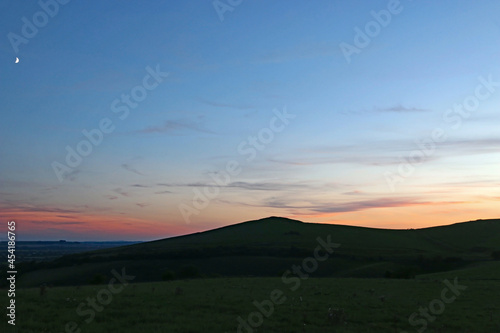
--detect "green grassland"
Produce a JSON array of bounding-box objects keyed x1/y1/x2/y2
[{"x1": 1, "y1": 275, "x2": 499, "y2": 333}]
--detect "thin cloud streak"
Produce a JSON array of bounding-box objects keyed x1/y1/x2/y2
[
  {"x1": 218, "y1": 196, "x2": 472, "y2": 216},
  {"x1": 153, "y1": 181, "x2": 322, "y2": 192},
  {"x1": 136, "y1": 119, "x2": 214, "y2": 135},
  {"x1": 121, "y1": 164, "x2": 144, "y2": 176},
  {"x1": 267, "y1": 137, "x2": 500, "y2": 167},
  {"x1": 376, "y1": 104, "x2": 429, "y2": 113},
  {"x1": 197, "y1": 98, "x2": 255, "y2": 110}
]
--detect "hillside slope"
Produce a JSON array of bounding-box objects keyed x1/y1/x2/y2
[
  {"x1": 85, "y1": 217, "x2": 500, "y2": 259},
  {"x1": 16, "y1": 217, "x2": 500, "y2": 286}
]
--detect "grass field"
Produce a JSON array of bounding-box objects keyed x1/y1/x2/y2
[
  {"x1": 3, "y1": 218, "x2": 499, "y2": 332},
  {"x1": 2, "y1": 275, "x2": 499, "y2": 333}
]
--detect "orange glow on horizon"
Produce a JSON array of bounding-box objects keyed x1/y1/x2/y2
[
  {"x1": 2, "y1": 199, "x2": 498, "y2": 240},
  {"x1": 0, "y1": 208, "x2": 195, "y2": 241}
]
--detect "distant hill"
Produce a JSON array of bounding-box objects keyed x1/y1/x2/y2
[
  {"x1": 13, "y1": 217, "x2": 500, "y2": 287},
  {"x1": 0, "y1": 241, "x2": 140, "y2": 262}
]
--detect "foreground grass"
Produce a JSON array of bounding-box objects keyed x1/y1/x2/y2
[{"x1": 1, "y1": 277, "x2": 499, "y2": 333}]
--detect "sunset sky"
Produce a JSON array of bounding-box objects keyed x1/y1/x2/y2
[{"x1": 1, "y1": 0, "x2": 499, "y2": 241}]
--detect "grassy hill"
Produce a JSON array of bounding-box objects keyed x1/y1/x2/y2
[
  {"x1": 13, "y1": 217, "x2": 500, "y2": 287},
  {"x1": 70, "y1": 216, "x2": 500, "y2": 259}
]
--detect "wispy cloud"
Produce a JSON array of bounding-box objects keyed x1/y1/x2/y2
[
  {"x1": 376, "y1": 104, "x2": 429, "y2": 113},
  {"x1": 157, "y1": 183, "x2": 174, "y2": 187},
  {"x1": 343, "y1": 105, "x2": 429, "y2": 116},
  {"x1": 137, "y1": 119, "x2": 213, "y2": 135},
  {"x1": 216, "y1": 194, "x2": 471, "y2": 218},
  {"x1": 0, "y1": 204, "x2": 84, "y2": 214},
  {"x1": 343, "y1": 190, "x2": 365, "y2": 196},
  {"x1": 309, "y1": 198, "x2": 429, "y2": 213},
  {"x1": 121, "y1": 164, "x2": 144, "y2": 176},
  {"x1": 267, "y1": 155, "x2": 419, "y2": 167},
  {"x1": 112, "y1": 188, "x2": 130, "y2": 197},
  {"x1": 439, "y1": 138, "x2": 500, "y2": 155},
  {"x1": 197, "y1": 98, "x2": 255, "y2": 110},
  {"x1": 419, "y1": 178, "x2": 500, "y2": 189},
  {"x1": 267, "y1": 136, "x2": 500, "y2": 167},
  {"x1": 154, "y1": 190, "x2": 174, "y2": 195},
  {"x1": 56, "y1": 215, "x2": 78, "y2": 219},
  {"x1": 154, "y1": 180, "x2": 315, "y2": 192},
  {"x1": 29, "y1": 220, "x2": 87, "y2": 225},
  {"x1": 261, "y1": 197, "x2": 470, "y2": 215},
  {"x1": 225, "y1": 181, "x2": 309, "y2": 191}
]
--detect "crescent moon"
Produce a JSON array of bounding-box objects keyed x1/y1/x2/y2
[{"x1": 15, "y1": 57, "x2": 19, "y2": 64}]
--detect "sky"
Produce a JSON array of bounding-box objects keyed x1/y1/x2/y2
[{"x1": 0, "y1": 0, "x2": 499, "y2": 241}]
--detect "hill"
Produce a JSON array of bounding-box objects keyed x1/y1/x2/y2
[{"x1": 13, "y1": 217, "x2": 500, "y2": 287}]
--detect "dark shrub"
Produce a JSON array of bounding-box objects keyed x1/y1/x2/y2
[
  {"x1": 492, "y1": 251, "x2": 500, "y2": 261},
  {"x1": 89, "y1": 273, "x2": 107, "y2": 285},
  {"x1": 162, "y1": 270, "x2": 176, "y2": 281},
  {"x1": 178, "y1": 265, "x2": 201, "y2": 279}
]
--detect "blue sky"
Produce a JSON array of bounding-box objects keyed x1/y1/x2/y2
[{"x1": 1, "y1": 0, "x2": 499, "y2": 240}]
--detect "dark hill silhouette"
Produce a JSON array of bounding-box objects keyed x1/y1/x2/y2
[{"x1": 15, "y1": 217, "x2": 500, "y2": 286}]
